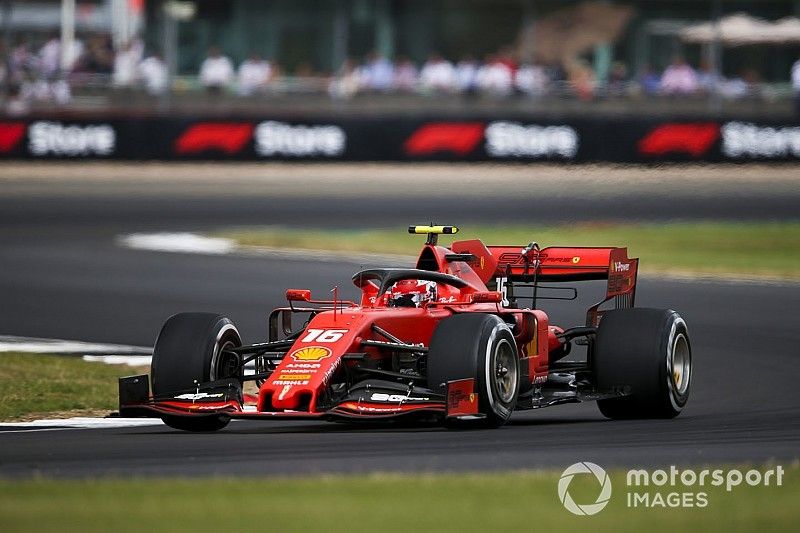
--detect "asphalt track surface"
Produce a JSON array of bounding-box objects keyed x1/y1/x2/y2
[{"x1": 0, "y1": 165, "x2": 798, "y2": 477}]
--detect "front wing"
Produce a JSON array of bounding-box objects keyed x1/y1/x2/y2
[{"x1": 118, "y1": 375, "x2": 482, "y2": 423}]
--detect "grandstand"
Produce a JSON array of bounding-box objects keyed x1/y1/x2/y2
[{"x1": 0, "y1": 0, "x2": 798, "y2": 117}]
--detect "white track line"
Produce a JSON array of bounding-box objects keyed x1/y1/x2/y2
[
  {"x1": 0, "y1": 336, "x2": 261, "y2": 374},
  {"x1": 118, "y1": 232, "x2": 236, "y2": 255},
  {"x1": 82, "y1": 354, "x2": 153, "y2": 366},
  {"x1": 0, "y1": 335, "x2": 152, "y2": 365},
  {"x1": 0, "y1": 335, "x2": 151, "y2": 355},
  {"x1": 115, "y1": 232, "x2": 414, "y2": 265},
  {"x1": 0, "y1": 417, "x2": 164, "y2": 432}
]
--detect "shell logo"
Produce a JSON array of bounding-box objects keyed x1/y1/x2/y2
[
  {"x1": 290, "y1": 346, "x2": 332, "y2": 361},
  {"x1": 572, "y1": 256, "x2": 581, "y2": 264}
]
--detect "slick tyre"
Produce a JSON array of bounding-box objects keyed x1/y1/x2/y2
[
  {"x1": 593, "y1": 308, "x2": 691, "y2": 419},
  {"x1": 427, "y1": 314, "x2": 519, "y2": 428},
  {"x1": 151, "y1": 313, "x2": 242, "y2": 431}
]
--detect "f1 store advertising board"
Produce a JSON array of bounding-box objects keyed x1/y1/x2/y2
[{"x1": 0, "y1": 116, "x2": 798, "y2": 162}]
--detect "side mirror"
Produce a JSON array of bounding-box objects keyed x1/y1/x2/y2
[
  {"x1": 471, "y1": 291, "x2": 502, "y2": 303},
  {"x1": 286, "y1": 289, "x2": 312, "y2": 302}
]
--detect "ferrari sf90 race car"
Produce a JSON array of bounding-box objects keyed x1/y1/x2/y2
[{"x1": 119, "y1": 225, "x2": 692, "y2": 431}]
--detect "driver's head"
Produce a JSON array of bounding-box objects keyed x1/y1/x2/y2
[{"x1": 387, "y1": 279, "x2": 437, "y2": 308}]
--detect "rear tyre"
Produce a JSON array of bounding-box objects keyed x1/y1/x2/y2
[
  {"x1": 593, "y1": 308, "x2": 691, "y2": 419},
  {"x1": 427, "y1": 314, "x2": 519, "y2": 428},
  {"x1": 151, "y1": 313, "x2": 242, "y2": 431}
]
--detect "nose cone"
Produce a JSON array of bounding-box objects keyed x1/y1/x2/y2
[
  {"x1": 258, "y1": 313, "x2": 366, "y2": 412},
  {"x1": 260, "y1": 347, "x2": 336, "y2": 411}
]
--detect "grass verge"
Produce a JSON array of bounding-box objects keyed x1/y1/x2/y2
[
  {"x1": 0, "y1": 352, "x2": 145, "y2": 421},
  {"x1": 218, "y1": 221, "x2": 800, "y2": 279},
  {"x1": 0, "y1": 467, "x2": 796, "y2": 532}
]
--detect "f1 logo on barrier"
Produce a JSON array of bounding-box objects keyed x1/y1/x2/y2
[
  {"x1": 0, "y1": 122, "x2": 26, "y2": 153},
  {"x1": 175, "y1": 123, "x2": 254, "y2": 154},
  {"x1": 404, "y1": 122, "x2": 485, "y2": 156},
  {"x1": 638, "y1": 123, "x2": 719, "y2": 157},
  {"x1": 174, "y1": 121, "x2": 347, "y2": 157},
  {"x1": 404, "y1": 121, "x2": 579, "y2": 159},
  {"x1": 1, "y1": 121, "x2": 117, "y2": 157}
]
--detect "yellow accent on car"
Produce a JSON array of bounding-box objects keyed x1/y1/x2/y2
[{"x1": 408, "y1": 225, "x2": 459, "y2": 235}]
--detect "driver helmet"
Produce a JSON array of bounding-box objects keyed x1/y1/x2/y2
[{"x1": 387, "y1": 279, "x2": 437, "y2": 308}]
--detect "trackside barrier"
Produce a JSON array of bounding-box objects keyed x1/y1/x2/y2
[{"x1": 0, "y1": 116, "x2": 798, "y2": 162}]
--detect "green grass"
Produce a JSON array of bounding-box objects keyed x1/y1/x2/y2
[
  {"x1": 0, "y1": 467, "x2": 796, "y2": 532},
  {"x1": 0, "y1": 353, "x2": 144, "y2": 421},
  {"x1": 217, "y1": 221, "x2": 800, "y2": 279}
]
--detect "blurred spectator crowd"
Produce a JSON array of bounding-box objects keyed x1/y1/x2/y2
[
  {"x1": 329, "y1": 50, "x2": 781, "y2": 101},
  {"x1": 1, "y1": 33, "x2": 797, "y2": 114},
  {"x1": 1, "y1": 32, "x2": 168, "y2": 114},
  {"x1": 190, "y1": 45, "x2": 789, "y2": 102}
]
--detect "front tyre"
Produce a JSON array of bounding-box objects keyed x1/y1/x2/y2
[
  {"x1": 427, "y1": 314, "x2": 520, "y2": 428},
  {"x1": 593, "y1": 308, "x2": 692, "y2": 419},
  {"x1": 151, "y1": 313, "x2": 242, "y2": 431}
]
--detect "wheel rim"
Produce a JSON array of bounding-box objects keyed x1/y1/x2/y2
[
  {"x1": 213, "y1": 339, "x2": 239, "y2": 380},
  {"x1": 670, "y1": 333, "x2": 691, "y2": 395},
  {"x1": 493, "y1": 339, "x2": 517, "y2": 404},
  {"x1": 210, "y1": 324, "x2": 241, "y2": 381}
]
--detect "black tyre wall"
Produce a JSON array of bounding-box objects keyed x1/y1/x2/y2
[
  {"x1": 593, "y1": 308, "x2": 691, "y2": 419},
  {"x1": 151, "y1": 313, "x2": 242, "y2": 396},
  {"x1": 427, "y1": 313, "x2": 519, "y2": 427}
]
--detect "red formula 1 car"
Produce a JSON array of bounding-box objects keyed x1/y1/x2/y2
[{"x1": 119, "y1": 225, "x2": 692, "y2": 431}]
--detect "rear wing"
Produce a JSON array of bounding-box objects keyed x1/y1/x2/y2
[{"x1": 451, "y1": 239, "x2": 638, "y2": 325}]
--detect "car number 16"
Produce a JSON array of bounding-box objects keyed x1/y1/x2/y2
[{"x1": 300, "y1": 328, "x2": 349, "y2": 343}]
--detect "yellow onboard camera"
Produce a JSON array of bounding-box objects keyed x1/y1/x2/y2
[{"x1": 408, "y1": 225, "x2": 459, "y2": 245}]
